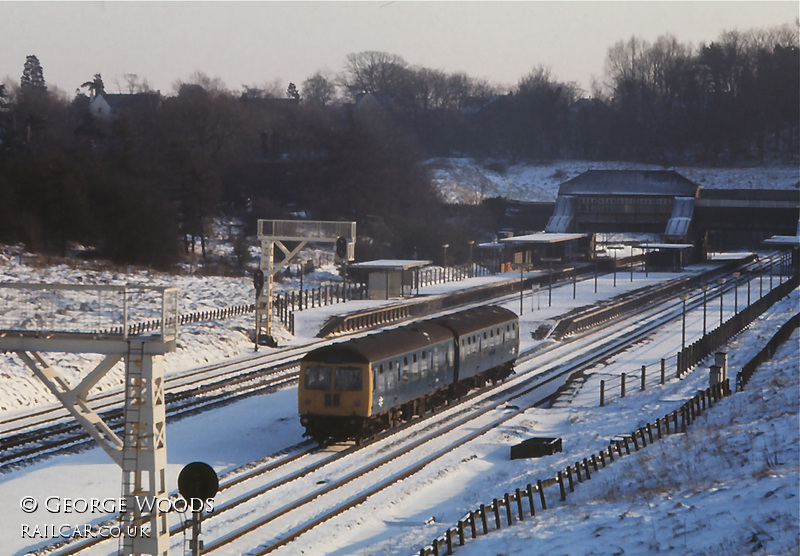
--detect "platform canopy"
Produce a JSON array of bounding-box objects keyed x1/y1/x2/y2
[
  {"x1": 639, "y1": 243, "x2": 694, "y2": 250},
  {"x1": 349, "y1": 259, "x2": 431, "y2": 270},
  {"x1": 501, "y1": 232, "x2": 588, "y2": 244},
  {"x1": 763, "y1": 235, "x2": 800, "y2": 247}
]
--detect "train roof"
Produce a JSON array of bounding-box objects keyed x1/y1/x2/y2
[
  {"x1": 430, "y1": 306, "x2": 518, "y2": 337},
  {"x1": 303, "y1": 321, "x2": 453, "y2": 364}
]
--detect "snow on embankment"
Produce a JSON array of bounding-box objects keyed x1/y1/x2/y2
[
  {"x1": 427, "y1": 158, "x2": 800, "y2": 204},
  {"x1": 454, "y1": 330, "x2": 800, "y2": 555}
]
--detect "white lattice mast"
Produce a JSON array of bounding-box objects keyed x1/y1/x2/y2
[
  {"x1": 254, "y1": 219, "x2": 355, "y2": 346},
  {"x1": 0, "y1": 283, "x2": 178, "y2": 556}
]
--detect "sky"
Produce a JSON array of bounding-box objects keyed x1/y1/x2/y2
[{"x1": 0, "y1": 1, "x2": 797, "y2": 97}]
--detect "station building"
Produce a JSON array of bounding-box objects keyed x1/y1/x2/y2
[{"x1": 482, "y1": 169, "x2": 799, "y2": 271}]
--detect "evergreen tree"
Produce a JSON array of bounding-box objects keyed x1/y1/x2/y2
[
  {"x1": 81, "y1": 74, "x2": 105, "y2": 97},
  {"x1": 20, "y1": 55, "x2": 46, "y2": 90}
]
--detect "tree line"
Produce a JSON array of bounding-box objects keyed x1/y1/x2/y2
[{"x1": 0, "y1": 22, "x2": 796, "y2": 268}]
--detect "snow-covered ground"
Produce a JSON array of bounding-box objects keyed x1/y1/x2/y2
[
  {"x1": 427, "y1": 158, "x2": 800, "y2": 203},
  {"x1": 0, "y1": 244, "x2": 797, "y2": 555}
]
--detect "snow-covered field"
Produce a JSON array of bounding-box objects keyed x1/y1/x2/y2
[{"x1": 427, "y1": 158, "x2": 800, "y2": 203}]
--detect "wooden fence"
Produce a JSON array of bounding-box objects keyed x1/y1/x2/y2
[
  {"x1": 419, "y1": 379, "x2": 732, "y2": 556},
  {"x1": 737, "y1": 311, "x2": 799, "y2": 391},
  {"x1": 417, "y1": 264, "x2": 491, "y2": 287}
]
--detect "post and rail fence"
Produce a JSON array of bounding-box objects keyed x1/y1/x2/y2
[{"x1": 419, "y1": 379, "x2": 733, "y2": 556}]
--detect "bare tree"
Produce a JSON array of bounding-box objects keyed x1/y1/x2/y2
[
  {"x1": 340, "y1": 51, "x2": 410, "y2": 100},
  {"x1": 302, "y1": 72, "x2": 337, "y2": 106}
]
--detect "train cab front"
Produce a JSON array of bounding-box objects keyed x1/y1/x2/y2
[{"x1": 298, "y1": 362, "x2": 371, "y2": 443}]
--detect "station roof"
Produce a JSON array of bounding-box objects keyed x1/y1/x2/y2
[
  {"x1": 696, "y1": 188, "x2": 800, "y2": 208},
  {"x1": 640, "y1": 243, "x2": 694, "y2": 250},
  {"x1": 558, "y1": 170, "x2": 699, "y2": 197},
  {"x1": 763, "y1": 235, "x2": 800, "y2": 246},
  {"x1": 349, "y1": 259, "x2": 432, "y2": 270},
  {"x1": 501, "y1": 232, "x2": 587, "y2": 244}
]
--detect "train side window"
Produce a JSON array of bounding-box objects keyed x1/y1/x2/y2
[
  {"x1": 401, "y1": 357, "x2": 410, "y2": 381},
  {"x1": 304, "y1": 366, "x2": 332, "y2": 390}
]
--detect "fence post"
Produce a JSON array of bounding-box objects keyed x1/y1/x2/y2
[
  {"x1": 492, "y1": 499, "x2": 501, "y2": 529},
  {"x1": 515, "y1": 488, "x2": 524, "y2": 521},
  {"x1": 583, "y1": 458, "x2": 591, "y2": 479},
  {"x1": 661, "y1": 358, "x2": 666, "y2": 384},
  {"x1": 621, "y1": 372, "x2": 626, "y2": 398},
  {"x1": 558, "y1": 471, "x2": 566, "y2": 501},
  {"x1": 641, "y1": 365, "x2": 646, "y2": 391},
  {"x1": 458, "y1": 521, "x2": 465, "y2": 546},
  {"x1": 479, "y1": 504, "x2": 488, "y2": 534},
  {"x1": 537, "y1": 480, "x2": 547, "y2": 510},
  {"x1": 600, "y1": 380, "x2": 605, "y2": 407},
  {"x1": 567, "y1": 466, "x2": 574, "y2": 492},
  {"x1": 526, "y1": 484, "x2": 536, "y2": 516},
  {"x1": 469, "y1": 511, "x2": 477, "y2": 538},
  {"x1": 504, "y1": 493, "x2": 513, "y2": 525}
]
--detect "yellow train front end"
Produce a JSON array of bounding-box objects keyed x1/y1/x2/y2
[{"x1": 298, "y1": 360, "x2": 372, "y2": 443}]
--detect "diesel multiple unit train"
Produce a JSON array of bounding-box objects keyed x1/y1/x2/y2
[{"x1": 299, "y1": 306, "x2": 519, "y2": 443}]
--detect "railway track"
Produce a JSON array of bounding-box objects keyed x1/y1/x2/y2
[
  {"x1": 2, "y1": 255, "x2": 771, "y2": 472},
  {"x1": 180, "y1": 276, "x2": 736, "y2": 555},
  {"x1": 44, "y1": 257, "x2": 782, "y2": 555}
]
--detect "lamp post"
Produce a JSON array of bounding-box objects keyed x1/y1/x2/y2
[
  {"x1": 630, "y1": 245, "x2": 634, "y2": 282},
  {"x1": 681, "y1": 294, "x2": 688, "y2": 350},
  {"x1": 298, "y1": 262, "x2": 304, "y2": 310},
  {"x1": 759, "y1": 262, "x2": 764, "y2": 297},
  {"x1": 732, "y1": 272, "x2": 740, "y2": 314},
  {"x1": 442, "y1": 243, "x2": 449, "y2": 281},
  {"x1": 747, "y1": 270, "x2": 751, "y2": 307},
  {"x1": 769, "y1": 255, "x2": 774, "y2": 289},
  {"x1": 702, "y1": 285, "x2": 708, "y2": 335},
  {"x1": 608, "y1": 245, "x2": 623, "y2": 287},
  {"x1": 468, "y1": 240, "x2": 475, "y2": 278},
  {"x1": 718, "y1": 277, "x2": 726, "y2": 326}
]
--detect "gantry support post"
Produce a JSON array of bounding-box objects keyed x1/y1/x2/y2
[
  {"x1": 254, "y1": 220, "x2": 355, "y2": 347},
  {"x1": 120, "y1": 340, "x2": 169, "y2": 556}
]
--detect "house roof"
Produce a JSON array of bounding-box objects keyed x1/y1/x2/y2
[{"x1": 558, "y1": 170, "x2": 700, "y2": 197}]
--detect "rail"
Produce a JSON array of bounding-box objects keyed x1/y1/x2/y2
[
  {"x1": 598, "y1": 269, "x2": 798, "y2": 406},
  {"x1": 676, "y1": 273, "x2": 798, "y2": 376}
]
